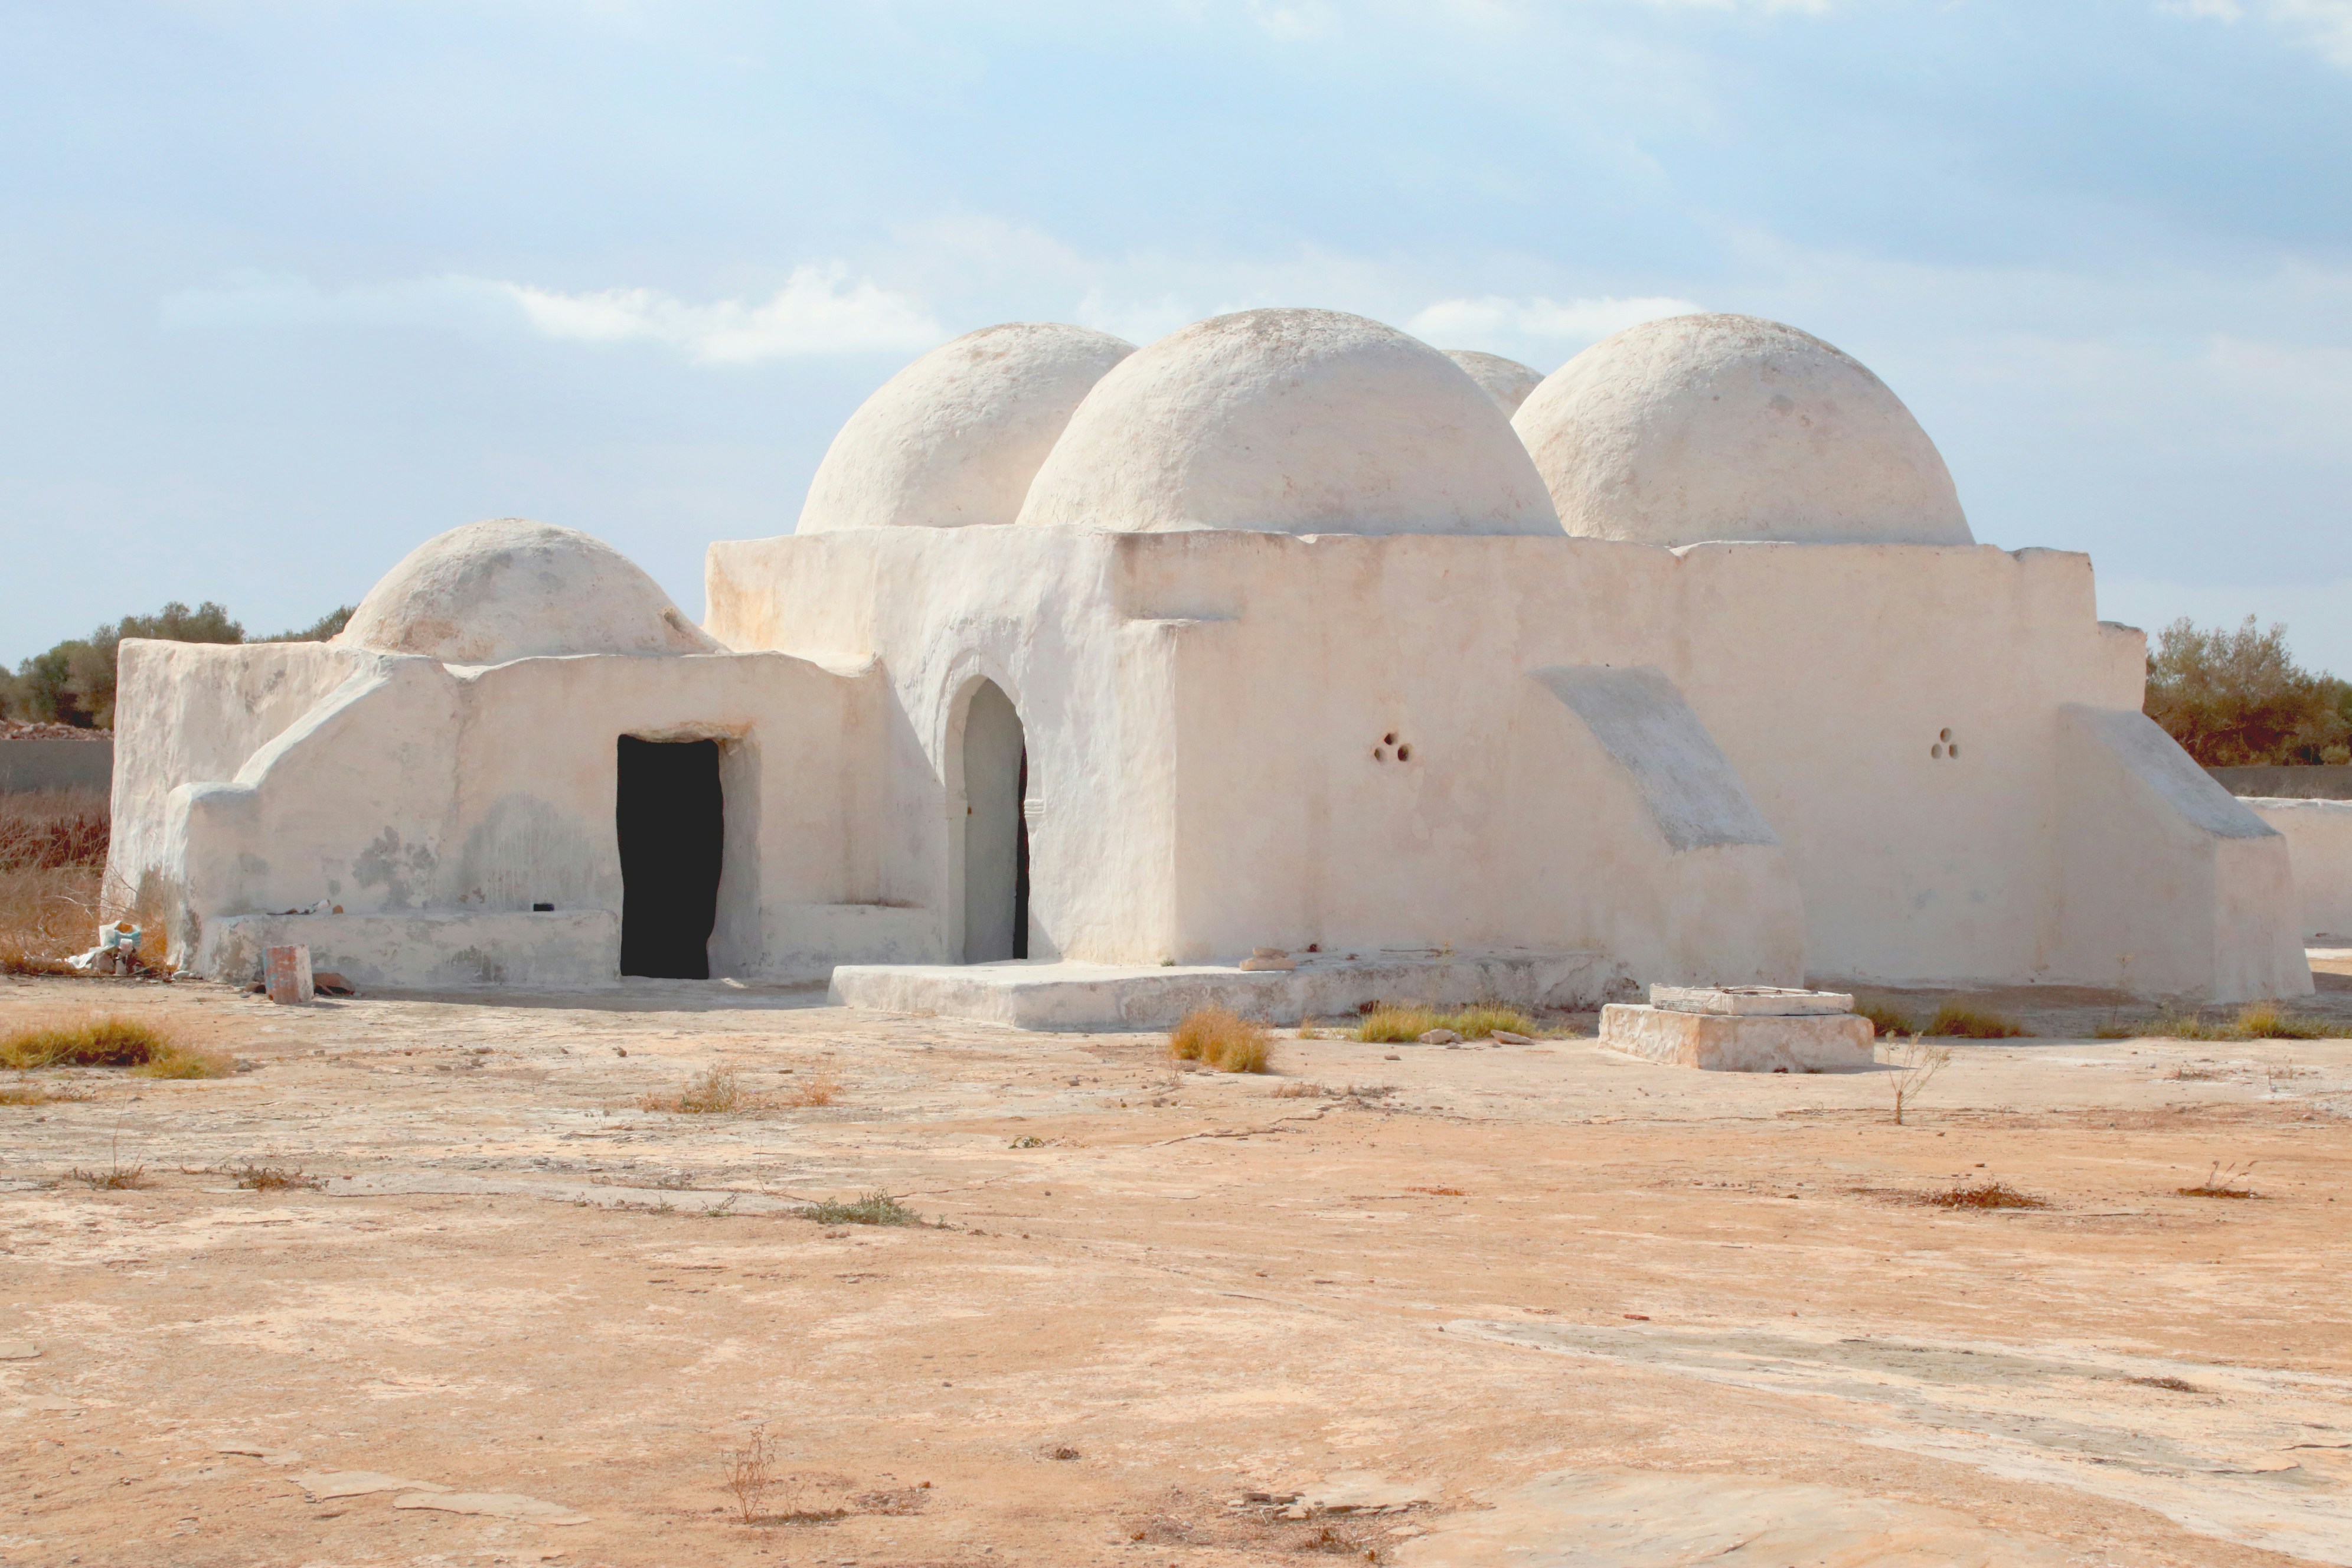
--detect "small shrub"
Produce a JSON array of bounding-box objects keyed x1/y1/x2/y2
[
  {"x1": 1856, "y1": 999, "x2": 1916, "y2": 1037},
  {"x1": 1923, "y1": 1005, "x2": 2027, "y2": 1039},
  {"x1": 778, "y1": 1072, "x2": 842, "y2": 1107},
  {"x1": 1169, "y1": 1007, "x2": 1273, "y2": 1073},
  {"x1": 720, "y1": 1425, "x2": 781, "y2": 1524},
  {"x1": 1269, "y1": 1082, "x2": 1326, "y2": 1099},
  {"x1": 798, "y1": 1190, "x2": 921, "y2": 1226},
  {"x1": 1449, "y1": 1004, "x2": 1532, "y2": 1040},
  {"x1": 1923, "y1": 1181, "x2": 2047, "y2": 1210},
  {"x1": 638, "y1": 1065, "x2": 744, "y2": 1114},
  {"x1": 1881, "y1": 1034, "x2": 1954, "y2": 1126}
]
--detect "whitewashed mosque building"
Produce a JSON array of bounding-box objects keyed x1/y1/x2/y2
[{"x1": 107, "y1": 309, "x2": 2314, "y2": 1022}]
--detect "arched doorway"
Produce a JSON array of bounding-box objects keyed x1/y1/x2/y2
[{"x1": 962, "y1": 681, "x2": 1030, "y2": 963}]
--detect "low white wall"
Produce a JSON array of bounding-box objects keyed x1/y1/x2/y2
[
  {"x1": 2246, "y1": 799, "x2": 2352, "y2": 942},
  {"x1": 200, "y1": 910, "x2": 619, "y2": 988}
]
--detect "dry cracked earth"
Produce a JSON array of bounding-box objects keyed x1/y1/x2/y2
[{"x1": 4, "y1": 966, "x2": 2352, "y2": 1568}]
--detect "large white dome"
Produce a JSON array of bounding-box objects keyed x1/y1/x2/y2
[
  {"x1": 1443, "y1": 349, "x2": 1544, "y2": 416},
  {"x1": 338, "y1": 519, "x2": 721, "y2": 664},
  {"x1": 1016, "y1": 308, "x2": 1561, "y2": 537},
  {"x1": 796, "y1": 322, "x2": 1136, "y2": 533},
  {"x1": 1513, "y1": 313, "x2": 1971, "y2": 548}
]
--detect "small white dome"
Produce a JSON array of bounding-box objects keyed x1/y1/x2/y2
[
  {"x1": 1017, "y1": 308, "x2": 1561, "y2": 537},
  {"x1": 796, "y1": 322, "x2": 1136, "y2": 532},
  {"x1": 338, "y1": 519, "x2": 721, "y2": 664},
  {"x1": 1443, "y1": 349, "x2": 1544, "y2": 416},
  {"x1": 1513, "y1": 313, "x2": 1971, "y2": 548}
]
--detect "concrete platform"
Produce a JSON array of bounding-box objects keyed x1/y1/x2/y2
[
  {"x1": 1600, "y1": 1002, "x2": 1875, "y2": 1073},
  {"x1": 829, "y1": 949, "x2": 1629, "y2": 1031}
]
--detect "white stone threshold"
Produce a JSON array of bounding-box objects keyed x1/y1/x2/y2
[{"x1": 828, "y1": 948, "x2": 1628, "y2": 1031}]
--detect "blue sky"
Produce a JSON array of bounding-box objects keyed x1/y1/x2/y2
[{"x1": 4, "y1": 1, "x2": 2348, "y2": 669}]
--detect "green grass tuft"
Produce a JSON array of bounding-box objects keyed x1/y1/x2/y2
[
  {"x1": 1353, "y1": 1004, "x2": 1533, "y2": 1044},
  {"x1": 798, "y1": 1190, "x2": 922, "y2": 1226}
]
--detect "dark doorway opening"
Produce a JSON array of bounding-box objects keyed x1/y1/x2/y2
[
  {"x1": 617, "y1": 736, "x2": 723, "y2": 979},
  {"x1": 962, "y1": 681, "x2": 1030, "y2": 962}
]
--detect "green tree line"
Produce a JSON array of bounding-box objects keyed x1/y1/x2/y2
[
  {"x1": 2144, "y1": 616, "x2": 2351, "y2": 767},
  {"x1": 2, "y1": 603, "x2": 353, "y2": 729}
]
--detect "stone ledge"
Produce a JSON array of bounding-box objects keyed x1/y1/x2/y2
[{"x1": 1600, "y1": 1002, "x2": 1874, "y2": 1072}]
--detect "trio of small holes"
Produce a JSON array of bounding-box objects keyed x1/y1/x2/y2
[
  {"x1": 1932, "y1": 727, "x2": 1961, "y2": 760},
  {"x1": 1373, "y1": 730, "x2": 1413, "y2": 763}
]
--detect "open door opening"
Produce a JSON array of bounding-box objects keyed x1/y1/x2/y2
[
  {"x1": 617, "y1": 736, "x2": 723, "y2": 979},
  {"x1": 962, "y1": 681, "x2": 1030, "y2": 962}
]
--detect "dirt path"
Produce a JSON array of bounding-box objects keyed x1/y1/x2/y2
[{"x1": 4, "y1": 975, "x2": 2350, "y2": 1566}]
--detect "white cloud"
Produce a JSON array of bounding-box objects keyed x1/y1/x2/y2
[
  {"x1": 2161, "y1": 0, "x2": 2352, "y2": 66},
  {"x1": 1406, "y1": 293, "x2": 1704, "y2": 348},
  {"x1": 161, "y1": 266, "x2": 943, "y2": 362}
]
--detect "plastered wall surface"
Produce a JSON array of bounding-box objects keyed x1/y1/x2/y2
[
  {"x1": 113, "y1": 641, "x2": 923, "y2": 983},
  {"x1": 2246, "y1": 799, "x2": 2352, "y2": 942},
  {"x1": 706, "y1": 526, "x2": 2302, "y2": 999}
]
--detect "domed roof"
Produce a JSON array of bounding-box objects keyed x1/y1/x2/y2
[
  {"x1": 796, "y1": 322, "x2": 1136, "y2": 532},
  {"x1": 1016, "y1": 308, "x2": 1561, "y2": 537},
  {"x1": 1443, "y1": 349, "x2": 1544, "y2": 416},
  {"x1": 1513, "y1": 313, "x2": 1971, "y2": 548},
  {"x1": 338, "y1": 519, "x2": 722, "y2": 664}
]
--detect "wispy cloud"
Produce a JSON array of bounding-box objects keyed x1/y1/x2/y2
[
  {"x1": 1406, "y1": 293, "x2": 1704, "y2": 347},
  {"x1": 2162, "y1": 0, "x2": 2352, "y2": 66},
  {"x1": 161, "y1": 267, "x2": 943, "y2": 362}
]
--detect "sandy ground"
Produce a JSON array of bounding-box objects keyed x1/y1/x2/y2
[{"x1": 4, "y1": 971, "x2": 2352, "y2": 1568}]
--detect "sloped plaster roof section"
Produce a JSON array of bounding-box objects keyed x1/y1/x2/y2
[{"x1": 1530, "y1": 665, "x2": 1781, "y2": 852}]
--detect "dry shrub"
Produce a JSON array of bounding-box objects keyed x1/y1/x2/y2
[
  {"x1": 777, "y1": 1070, "x2": 841, "y2": 1107},
  {"x1": 1923, "y1": 1004, "x2": 2027, "y2": 1039},
  {"x1": 1923, "y1": 1180, "x2": 2048, "y2": 1209},
  {"x1": 1169, "y1": 1007, "x2": 1273, "y2": 1073},
  {"x1": 0, "y1": 789, "x2": 109, "y2": 871},
  {"x1": 0, "y1": 865, "x2": 101, "y2": 974},
  {"x1": 0, "y1": 1014, "x2": 228, "y2": 1078},
  {"x1": 1881, "y1": 1034, "x2": 1952, "y2": 1126},
  {"x1": 2178, "y1": 1160, "x2": 2262, "y2": 1198},
  {"x1": 1269, "y1": 1081, "x2": 1325, "y2": 1099},
  {"x1": 720, "y1": 1425, "x2": 780, "y2": 1524},
  {"x1": 1353, "y1": 1002, "x2": 1530, "y2": 1043},
  {"x1": 798, "y1": 1191, "x2": 920, "y2": 1226}
]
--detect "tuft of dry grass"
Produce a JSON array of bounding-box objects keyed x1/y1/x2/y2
[
  {"x1": 1923, "y1": 1004, "x2": 2028, "y2": 1039},
  {"x1": 1922, "y1": 1180, "x2": 2049, "y2": 1210},
  {"x1": 1, "y1": 1074, "x2": 94, "y2": 1106},
  {"x1": 2229, "y1": 1002, "x2": 2350, "y2": 1041},
  {"x1": 776, "y1": 1071, "x2": 842, "y2": 1107},
  {"x1": 227, "y1": 1162, "x2": 323, "y2": 1191},
  {"x1": 134, "y1": 1043, "x2": 233, "y2": 1079},
  {"x1": 0, "y1": 865, "x2": 103, "y2": 974},
  {"x1": 639, "y1": 1063, "x2": 841, "y2": 1114},
  {"x1": 2178, "y1": 1160, "x2": 2262, "y2": 1198},
  {"x1": 1, "y1": 1013, "x2": 228, "y2": 1079},
  {"x1": 798, "y1": 1191, "x2": 922, "y2": 1226},
  {"x1": 1169, "y1": 1007, "x2": 1273, "y2": 1073},
  {"x1": 0, "y1": 789, "x2": 109, "y2": 871},
  {"x1": 1856, "y1": 999, "x2": 1916, "y2": 1037},
  {"x1": 1353, "y1": 1003, "x2": 1531, "y2": 1044}
]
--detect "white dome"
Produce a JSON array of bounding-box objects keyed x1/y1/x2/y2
[
  {"x1": 1513, "y1": 313, "x2": 1971, "y2": 548},
  {"x1": 1016, "y1": 308, "x2": 1561, "y2": 537},
  {"x1": 338, "y1": 519, "x2": 721, "y2": 664},
  {"x1": 1443, "y1": 349, "x2": 1544, "y2": 416},
  {"x1": 796, "y1": 322, "x2": 1136, "y2": 532}
]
